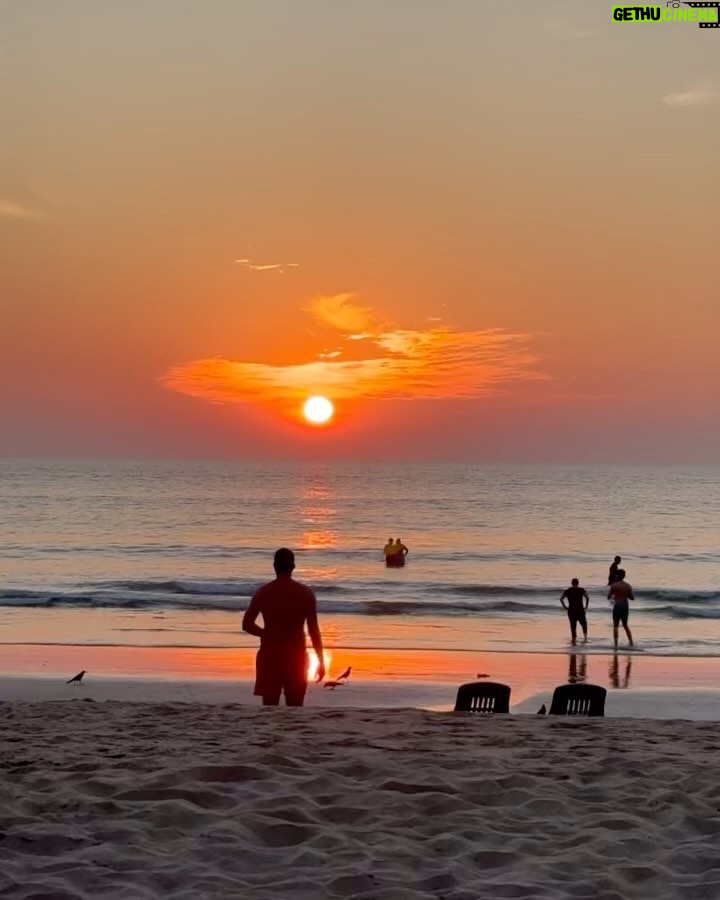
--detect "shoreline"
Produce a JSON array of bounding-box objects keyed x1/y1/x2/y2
[
  {"x1": 3, "y1": 640, "x2": 720, "y2": 658},
  {"x1": 2, "y1": 603, "x2": 718, "y2": 660},
  {"x1": 3, "y1": 643, "x2": 720, "y2": 678},
  {"x1": 1, "y1": 645, "x2": 718, "y2": 718}
]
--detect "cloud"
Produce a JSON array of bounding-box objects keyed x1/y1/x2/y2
[
  {"x1": 161, "y1": 296, "x2": 545, "y2": 408},
  {"x1": 235, "y1": 258, "x2": 299, "y2": 272},
  {"x1": 662, "y1": 83, "x2": 719, "y2": 107},
  {"x1": 306, "y1": 294, "x2": 376, "y2": 334},
  {"x1": 0, "y1": 199, "x2": 45, "y2": 222},
  {"x1": 545, "y1": 21, "x2": 595, "y2": 40}
]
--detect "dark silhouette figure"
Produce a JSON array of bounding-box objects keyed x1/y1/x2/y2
[
  {"x1": 537, "y1": 704, "x2": 547, "y2": 715},
  {"x1": 66, "y1": 670, "x2": 86, "y2": 684},
  {"x1": 560, "y1": 578, "x2": 590, "y2": 645},
  {"x1": 385, "y1": 537, "x2": 408, "y2": 568},
  {"x1": 608, "y1": 569, "x2": 634, "y2": 649},
  {"x1": 323, "y1": 680, "x2": 344, "y2": 689},
  {"x1": 337, "y1": 666, "x2": 351, "y2": 680},
  {"x1": 608, "y1": 556, "x2": 622, "y2": 585},
  {"x1": 454, "y1": 681, "x2": 511, "y2": 714},
  {"x1": 242, "y1": 548, "x2": 325, "y2": 706}
]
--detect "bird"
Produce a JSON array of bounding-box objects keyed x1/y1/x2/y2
[
  {"x1": 537, "y1": 704, "x2": 547, "y2": 715},
  {"x1": 476, "y1": 673, "x2": 490, "y2": 679},
  {"x1": 337, "y1": 666, "x2": 352, "y2": 680},
  {"x1": 323, "y1": 680, "x2": 344, "y2": 690},
  {"x1": 66, "y1": 670, "x2": 86, "y2": 685}
]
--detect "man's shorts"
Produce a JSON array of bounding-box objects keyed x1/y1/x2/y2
[
  {"x1": 568, "y1": 610, "x2": 587, "y2": 628},
  {"x1": 254, "y1": 644, "x2": 308, "y2": 701},
  {"x1": 612, "y1": 602, "x2": 629, "y2": 627}
]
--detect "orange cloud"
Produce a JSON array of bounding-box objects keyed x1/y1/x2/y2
[
  {"x1": 160, "y1": 295, "x2": 544, "y2": 407},
  {"x1": 235, "y1": 259, "x2": 300, "y2": 272},
  {"x1": 306, "y1": 293, "x2": 376, "y2": 334},
  {"x1": 0, "y1": 199, "x2": 45, "y2": 222}
]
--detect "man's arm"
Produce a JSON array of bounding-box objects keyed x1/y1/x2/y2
[
  {"x1": 306, "y1": 591, "x2": 325, "y2": 681},
  {"x1": 242, "y1": 593, "x2": 264, "y2": 638},
  {"x1": 627, "y1": 585, "x2": 634, "y2": 601},
  {"x1": 584, "y1": 590, "x2": 590, "y2": 610},
  {"x1": 559, "y1": 589, "x2": 568, "y2": 610}
]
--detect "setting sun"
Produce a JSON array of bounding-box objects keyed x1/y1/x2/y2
[{"x1": 303, "y1": 395, "x2": 334, "y2": 425}]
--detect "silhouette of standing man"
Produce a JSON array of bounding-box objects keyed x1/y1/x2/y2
[
  {"x1": 243, "y1": 548, "x2": 325, "y2": 706},
  {"x1": 608, "y1": 569, "x2": 634, "y2": 649},
  {"x1": 560, "y1": 578, "x2": 590, "y2": 645},
  {"x1": 608, "y1": 555, "x2": 622, "y2": 585}
]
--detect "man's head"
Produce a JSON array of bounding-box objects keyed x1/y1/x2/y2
[
  {"x1": 571, "y1": 578, "x2": 579, "y2": 587},
  {"x1": 614, "y1": 556, "x2": 621, "y2": 564},
  {"x1": 387, "y1": 537, "x2": 393, "y2": 543},
  {"x1": 273, "y1": 547, "x2": 295, "y2": 576},
  {"x1": 617, "y1": 568, "x2": 626, "y2": 580}
]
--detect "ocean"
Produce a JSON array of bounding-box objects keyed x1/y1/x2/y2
[{"x1": 1, "y1": 460, "x2": 720, "y2": 663}]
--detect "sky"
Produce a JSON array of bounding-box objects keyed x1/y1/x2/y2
[{"x1": 1, "y1": 0, "x2": 718, "y2": 462}]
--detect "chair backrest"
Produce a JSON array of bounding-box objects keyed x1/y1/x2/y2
[
  {"x1": 549, "y1": 683, "x2": 607, "y2": 717},
  {"x1": 454, "y1": 681, "x2": 511, "y2": 714}
]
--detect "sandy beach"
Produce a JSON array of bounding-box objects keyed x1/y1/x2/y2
[{"x1": 2, "y1": 699, "x2": 720, "y2": 900}]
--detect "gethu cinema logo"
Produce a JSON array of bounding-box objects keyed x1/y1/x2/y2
[{"x1": 612, "y1": 2, "x2": 720, "y2": 27}]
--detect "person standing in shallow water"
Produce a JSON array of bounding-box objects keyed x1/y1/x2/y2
[
  {"x1": 242, "y1": 548, "x2": 325, "y2": 706},
  {"x1": 608, "y1": 568, "x2": 634, "y2": 649},
  {"x1": 560, "y1": 578, "x2": 590, "y2": 645},
  {"x1": 393, "y1": 538, "x2": 408, "y2": 559},
  {"x1": 384, "y1": 537, "x2": 408, "y2": 567},
  {"x1": 608, "y1": 555, "x2": 622, "y2": 585}
]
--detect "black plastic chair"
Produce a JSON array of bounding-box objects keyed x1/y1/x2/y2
[
  {"x1": 454, "y1": 681, "x2": 511, "y2": 714},
  {"x1": 549, "y1": 683, "x2": 606, "y2": 717}
]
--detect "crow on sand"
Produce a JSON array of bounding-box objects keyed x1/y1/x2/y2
[
  {"x1": 323, "y1": 667, "x2": 352, "y2": 689},
  {"x1": 66, "y1": 670, "x2": 86, "y2": 685}
]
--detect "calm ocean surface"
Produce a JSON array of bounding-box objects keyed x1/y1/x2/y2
[{"x1": 1, "y1": 460, "x2": 719, "y2": 658}]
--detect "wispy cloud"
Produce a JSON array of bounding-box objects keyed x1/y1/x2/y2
[
  {"x1": 545, "y1": 21, "x2": 595, "y2": 40},
  {"x1": 161, "y1": 294, "x2": 544, "y2": 407},
  {"x1": 0, "y1": 199, "x2": 45, "y2": 222},
  {"x1": 306, "y1": 293, "x2": 376, "y2": 334},
  {"x1": 235, "y1": 258, "x2": 299, "y2": 273},
  {"x1": 662, "y1": 82, "x2": 719, "y2": 108}
]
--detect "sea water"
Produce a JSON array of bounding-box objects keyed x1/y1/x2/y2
[{"x1": 1, "y1": 460, "x2": 719, "y2": 659}]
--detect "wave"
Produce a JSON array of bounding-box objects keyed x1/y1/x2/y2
[
  {"x1": 73, "y1": 579, "x2": 720, "y2": 604},
  {"x1": 0, "y1": 582, "x2": 719, "y2": 619},
  {"x1": 0, "y1": 590, "x2": 551, "y2": 616}
]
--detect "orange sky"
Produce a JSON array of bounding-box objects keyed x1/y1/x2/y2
[{"x1": 1, "y1": 1, "x2": 719, "y2": 461}]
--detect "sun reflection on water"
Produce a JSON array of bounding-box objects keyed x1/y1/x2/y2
[{"x1": 307, "y1": 649, "x2": 333, "y2": 680}]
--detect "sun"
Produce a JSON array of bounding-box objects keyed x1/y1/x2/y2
[{"x1": 303, "y1": 395, "x2": 334, "y2": 425}]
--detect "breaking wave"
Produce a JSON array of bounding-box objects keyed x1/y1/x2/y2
[{"x1": 0, "y1": 580, "x2": 719, "y2": 619}]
